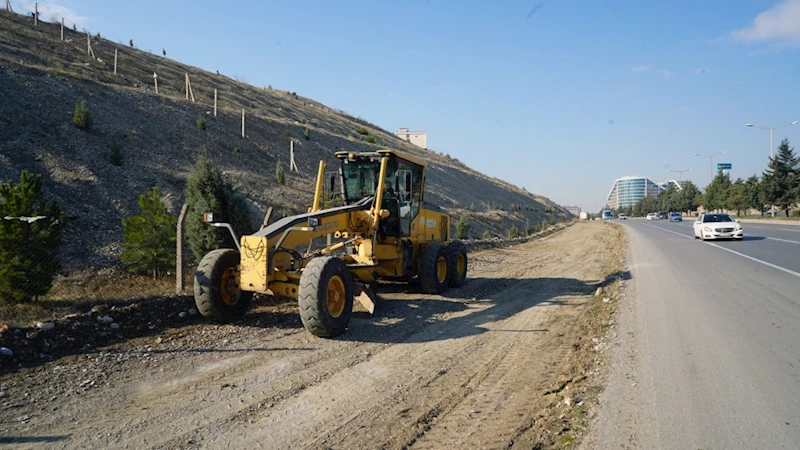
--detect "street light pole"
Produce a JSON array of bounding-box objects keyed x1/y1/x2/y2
[
  {"x1": 746, "y1": 121, "x2": 798, "y2": 159},
  {"x1": 746, "y1": 120, "x2": 798, "y2": 216},
  {"x1": 668, "y1": 168, "x2": 692, "y2": 183},
  {"x1": 693, "y1": 151, "x2": 727, "y2": 183}
]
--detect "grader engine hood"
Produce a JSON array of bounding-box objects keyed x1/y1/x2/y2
[{"x1": 239, "y1": 199, "x2": 372, "y2": 293}]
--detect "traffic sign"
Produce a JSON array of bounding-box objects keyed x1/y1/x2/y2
[{"x1": 717, "y1": 163, "x2": 732, "y2": 170}]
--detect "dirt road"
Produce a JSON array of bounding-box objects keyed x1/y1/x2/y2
[{"x1": 0, "y1": 222, "x2": 623, "y2": 449}]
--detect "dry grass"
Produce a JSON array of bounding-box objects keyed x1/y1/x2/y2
[{"x1": 0, "y1": 269, "x2": 193, "y2": 327}]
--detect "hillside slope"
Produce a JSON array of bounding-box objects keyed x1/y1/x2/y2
[{"x1": 0, "y1": 10, "x2": 568, "y2": 271}]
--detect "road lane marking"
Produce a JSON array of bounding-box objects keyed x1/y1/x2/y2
[
  {"x1": 639, "y1": 223, "x2": 800, "y2": 280},
  {"x1": 766, "y1": 237, "x2": 800, "y2": 245},
  {"x1": 744, "y1": 225, "x2": 800, "y2": 233}
]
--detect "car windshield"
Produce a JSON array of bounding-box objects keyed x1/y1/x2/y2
[{"x1": 702, "y1": 214, "x2": 733, "y2": 223}]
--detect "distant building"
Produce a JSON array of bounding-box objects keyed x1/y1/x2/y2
[
  {"x1": 395, "y1": 128, "x2": 427, "y2": 148},
  {"x1": 564, "y1": 205, "x2": 581, "y2": 217},
  {"x1": 606, "y1": 176, "x2": 675, "y2": 210}
]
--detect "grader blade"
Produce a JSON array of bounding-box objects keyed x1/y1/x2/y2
[{"x1": 354, "y1": 282, "x2": 377, "y2": 315}]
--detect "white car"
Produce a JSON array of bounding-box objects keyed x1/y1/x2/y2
[
  {"x1": 618, "y1": 214, "x2": 628, "y2": 220},
  {"x1": 693, "y1": 213, "x2": 743, "y2": 240},
  {"x1": 646, "y1": 213, "x2": 657, "y2": 221}
]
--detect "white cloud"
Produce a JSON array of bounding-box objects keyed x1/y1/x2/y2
[
  {"x1": 658, "y1": 69, "x2": 674, "y2": 78},
  {"x1": 631, "y1": 65, "x2": 651, "y2": 73},
  {"x1": 732, "y1": 0, "x2": 800, "y2": 47},
  {"x1": 21, "y1": 1, "x2": 92, "y2": 30}
]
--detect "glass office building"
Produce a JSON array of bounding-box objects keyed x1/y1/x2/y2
[{"x1": 605, "y1": 176, "x2": 676, "y2": 209}]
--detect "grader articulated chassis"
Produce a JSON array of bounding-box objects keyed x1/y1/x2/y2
[{"x1": 193, "y1": 149, "x2": 468, "y2": 337}]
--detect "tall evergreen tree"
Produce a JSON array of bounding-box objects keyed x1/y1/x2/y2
[
  {"x1": 185, "y1": 154, "x2": 253, "y2": 262},
  {"x1": 0, "y1": 171, "x2": 64, "y2": 303},
  {"x1": 702, "y1": 170, "x2": 732, "y2": 212},
  {"x1": 743, "y1": 175, "x2": 766, "y2": 215},
  {"x1": 726, "y1": 178, "x2": 747, "y2": 216},
  {"x1": 121, "y1": 188, "x2": 177, "y2": 278},
  {"x1": 762, "y1": 138, "x2": 800, "y2": 217},
  {"x1": 676, "y1": 181, "x2": 702, "y2": 214}
]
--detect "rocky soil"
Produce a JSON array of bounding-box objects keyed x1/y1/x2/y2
[{"x1": 0, "y1": 222, "x2": 627, "y2": 449}]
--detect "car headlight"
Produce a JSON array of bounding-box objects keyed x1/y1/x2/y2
[{"x1": 704, "y1": 227, "x2": 712, "y2": 232}]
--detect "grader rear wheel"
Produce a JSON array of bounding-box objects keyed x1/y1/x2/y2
[
  {"x1": 194, "y1": 249, "x2": 252, "y2": 322},
  {"x1": 420, "y1": 243, "x2": 450, "y2": 294},
  {"x1": 298, "y1": 257, "x2": 355, "y2": 338},
  {"x1": 446, "y1": 240, "x2": 468, "y2": 288}
]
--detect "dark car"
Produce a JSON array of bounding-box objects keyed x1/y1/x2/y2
[
  {"x1": 668, "y1": 213, "x2": 682, "y2": 222},
  {"x1": 657, "y1": 211, "x2": 668, "y2": 220}
]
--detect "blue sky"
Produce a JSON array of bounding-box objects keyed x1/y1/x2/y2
[{"x1": 19, "y1": 0, "x2": 800, "y2": 212}]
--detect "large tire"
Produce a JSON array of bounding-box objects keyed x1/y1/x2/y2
[
  {"x1": 194, "y1": 249, "x2": 252, "y2": 322},
  {"x1": 446, "y1": 240, "x2": 468, "y2": 288},
  {"x1": 420, "y1": 243, "x2": 449, "y2": 294},
  {"x1": 298, "y1": 257, "x2": 354, "y2": 338}
]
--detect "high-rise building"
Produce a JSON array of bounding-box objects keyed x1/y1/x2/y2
[{"x1": 605, "y1": 176, "x2": 679, "y2": 209}]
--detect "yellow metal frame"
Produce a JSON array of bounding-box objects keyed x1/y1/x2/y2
[{"x1": 238, "y1": 149, "x2": 449, "y2": 301}]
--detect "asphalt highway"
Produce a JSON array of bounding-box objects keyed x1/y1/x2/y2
[{"x1": 584, "y1": 218, "x2": 800, "y2": 449}]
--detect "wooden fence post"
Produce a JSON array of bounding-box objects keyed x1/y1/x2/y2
[
  {"x1": 153, "y1": 72, "x2": 158, "y2": 94},
  {"x1": 185, "y1": 73, "x2": 195, "y2": 102},
  {"x1": 60, "y1": 18, "x2": 64, "y2": 40},
  {"x1": 176, "y1": 203, "x2": 188, "y2": 294},
  {"x1": 113, "y1": 48, "x2": 117, "y2": 75},
  {"x1": 241, "y1": 109, "x2": 245, "y2": 137},
  {"x1": 5, "y1": 0, "x2": 13, "y2": 13},
  {"x1": 290, "y1": 140, "x2": 299, "y2": 172},
  {"x1": 213, "y1": 89, "x2": 217, "y2": 117},
  {"x1": 86, "y1": 32, "x2": 95, "y2": 58}
]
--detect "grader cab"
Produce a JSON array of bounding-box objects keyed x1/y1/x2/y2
[{"x1": 193, "y1": 149, "x2": 468, "y2": 337}]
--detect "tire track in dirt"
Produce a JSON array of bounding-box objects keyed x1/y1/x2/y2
[{"x1": 1, "y1": 222, "x2": 618, "y2": 450}]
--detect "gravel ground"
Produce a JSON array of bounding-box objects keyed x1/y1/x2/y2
[{"x1": 0, "y1": 222, "x2": 625, "y2": 449}]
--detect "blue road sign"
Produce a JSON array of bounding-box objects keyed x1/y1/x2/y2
[{"x1": 717, "y1": 163, "x2": 732, "y2": 170}]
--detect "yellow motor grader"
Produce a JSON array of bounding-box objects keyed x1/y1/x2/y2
[{"x1": 193, "y1": 149, "x2": 468, "y2": 337}]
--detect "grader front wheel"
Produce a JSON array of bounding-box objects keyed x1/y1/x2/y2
[
  {"x1": 447, "y1": 241, "x2": 468, "y2": 288},
  {"x1": 420, "y1": 243, "x2": 450, "y2": 294},
  {"x1": 298, "y1": 257, "x2": 355, "y2": 338},
  {"x1": 194, "y1": 249, "x2": 252, "y2": 322}
]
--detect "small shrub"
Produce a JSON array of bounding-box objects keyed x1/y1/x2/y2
[
  {"x1": 508, "y1": 226, "x2": 520, "y2": 239},
  {"x1": 196, "y1": 116, "x2": 206, "y2": 131},
  {"x1": 129, "y1": 39, "x2": 134, "y2": 47},
  {"x1": 284, "y1": 124, "x2": 290, "y2": 137},
  {"x1": 549, "y1": 217, "x2": 557, "y2": 226},
  {"x1": 482, "y1": 230, "x2": 491, "y2": 240},
  {"x1": 234, "y1": 145, "x2": 241, "y2": 155},
  {"x1": 121, "y1": 187, "x2": 176, "y2": 279},
  {"x1": 304, "y1": 127, "x2": 310, "y2": 141},
  {"x1": 276, "y1": 161, "x2": 285, "y2": 185},
  {"x1": 364, "y1": 135, "x2": 377, "y2": 144},
  {"x1": 456, "y1": 215, "x2": 470, "y2": 240},
  {"x1": 109, "y1": 140, "x2": 122, "y2": 166},
  {"x1": 356, "y1": 127, "x2": 369, "y2": 135},
  {"x1": 524, "y1": 219, "x2": 533, "y2": 236},
  {"x1": 161, "y1": 97, "x2": 167, "y2": 106},
  {"x1": 73, "y1": 100, "x2": 92, "y2": 131},
  {"x1": 292, "y1": 92, "x2": 298, "y2": 99},
  {"x1": 0, "y1": 171, "x2": 65, "y2": 303},
  {"x1": 249, "y1": 101, "x2": 255, "y2": 108}
]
